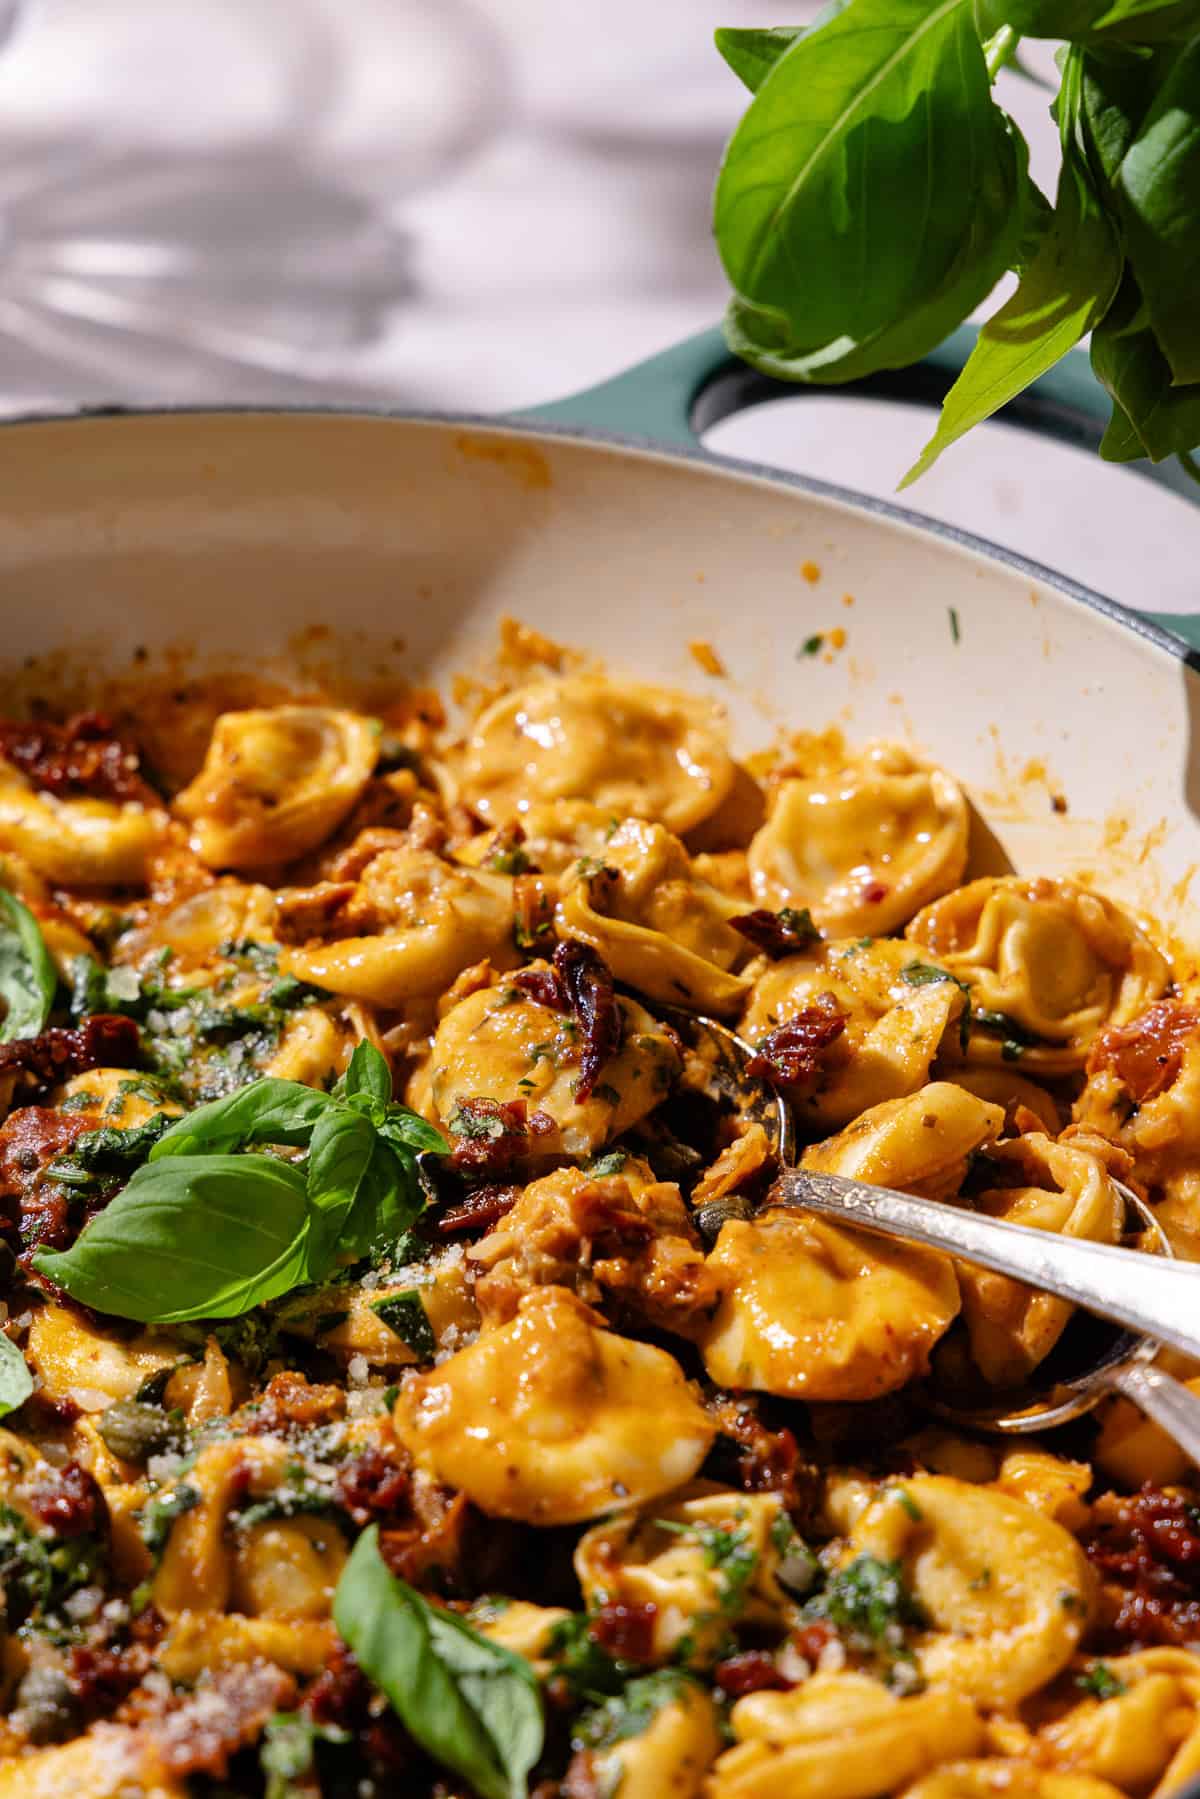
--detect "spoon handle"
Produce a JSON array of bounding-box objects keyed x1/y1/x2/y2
[
  {"x1": 1106, "y1": 1361, "x2": 1200, "y2": 1468},
  {"x1": 775, "y1": 1169, "x2": 1200, "y2": 1361}
]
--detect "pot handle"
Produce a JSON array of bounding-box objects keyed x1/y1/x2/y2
[{"x1": 518, "y1": 322, "x2": 1200, "y2": 651}]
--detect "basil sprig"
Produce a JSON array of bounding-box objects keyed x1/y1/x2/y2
[
  {"x1": 0, "y1": 1333, "x2": 32, "y2": 1418},
  {"x1": 333, "y1": 1526, "x2": 544, "y2": 1799},
  {"x1": 34, "y1": 1042, "x2": 447, "y2": 1323},
  {"x1": 0, "y1": 889, "x2": 57, "y2": 1043},
  {"x1": 713, "y1": 0, "x2": 1200, "y2": 482}
]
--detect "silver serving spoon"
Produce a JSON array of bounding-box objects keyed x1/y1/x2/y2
[{"x1": 670, "y1": 1009, "x2": 1200, "y2": 1465}]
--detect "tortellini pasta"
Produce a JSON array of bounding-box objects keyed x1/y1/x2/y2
[
  {"x1": 747, "y1": 742, "x2": 968, "y2": 937},
  {"x1": 955, "y1": 1134, "x2": 1124, "y2": 1389},
  {"x1": 907, "y1": 877, "x2": 1169, "y2": 1073},
  {"x1": 0, "y1": 760, "x2": 166, "y2": 886},
  {"x1": 709, "y1": 1671, "x2": 982, "y2": 1799},
  {"x1": 576, "y1": 1680, "x2": 722, "y2": 1799},
  {"x1": 700, "y1": 1205, "x2": 961, "y2": 1401},
  {"x1": 846, "y1": 1475, "x2": 1093, "y2": 1707},
  {"x1": 279, "y1": 847, "x2": 516, "y2": 1004},
  {"x1": 574, "y1": 1485, "x2": 796, "y2": 1663},
  {"x1": 900, "y1": 1768, "x2": 1127, "y2": 1799},
  {"x1": 430, "y1": 974, "x2": 681, "y2": 1157},
  {"x1": 174, "y1": 706, "x2": 378, "y2": 869},
  {"x1": 392, "y1": 1286, "x2": 715, "y2": 1524},
  {"x1": 802, "y1": 1082, "x2": 1004, "y2": 1202},
  {"x1": 459, "y1": 675, "x2": 735, "y2": 833},
  {"x1": 739, "y1": 937, "x2": 969, "y2": 1128},
  {"x1": 558, "y1": 817, "x2": 751, "y2": 1014}
]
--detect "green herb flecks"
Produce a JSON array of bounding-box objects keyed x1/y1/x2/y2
[{"x1": 372, "y1": 1290, "x2": 436, "y2": 1360}]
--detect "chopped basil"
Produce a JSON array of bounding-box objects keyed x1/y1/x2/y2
[{"x1": 0, "y1": 889, "x2": 56, "y2": 1043}]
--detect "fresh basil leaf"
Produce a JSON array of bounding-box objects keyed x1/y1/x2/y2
[
  {"x1": 377, "y1": 1110, "x2": 450, "y2": 1156},
  {"x1": 304, "y1": 1106, "x2": 379, "y2": 1277},
  {"x1": 1079, "y1": 43, "x2": 1166, "y2": 190},
  {"x1": 333, "y1": 1526, "x2": 544, "y2": 1799},
  {"x1": 1091, "y1": 277, "x2": 1200, "y2": 459},
  {"x1": 0, "y1": 890, "x2": 57, "y2": 1043},
  {"x1": 0, "y1": 1333, "x2": 32, "y2": 1419},
  {"x1": 372, "y1": 1289, "x2": 436, "y2": 1359},
  {"x1": 33, "y1": 1155, "x2": 311, "y2": 1322},
  {"x1": 903, "y1": 49, "x2": 1123, "y2": 483},
  {"x1": 714, "y1": 26, "x2": 804, "y2": 92},
  {"x1": 716, "y1": 0, "x2": 854, "y2": 95},
  {"x1": 337, "y1": 1139, "x2": 424, "y2": 1263},
  {"x1": 714, "y1": 0, "x2": 1029, "y2": 385},
  {"x1": 334, "y1": 1039, "x2": 393, "y2": 1106},
  {"x1": 150, "y1": 1077, "x2": 331, "y2": 1160},
  {"x1": 1113, "y1": 37, "x2": 1200, "y2": 382},
  {"x1": 979, "y1": 0, "x2": 1200, "y2": 40}
]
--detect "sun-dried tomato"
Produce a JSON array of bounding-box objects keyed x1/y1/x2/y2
[
  {"x1": 745, "y1": 995, "x2": 846, "y2": 1088},
  {"x1": 511, "y1": 964, "x2": 566, "y2": 1010},
  {"x1": 26, "y1": 1461, "x2": 106, "y2": 1539},
  {"x1": 0, "y1": 1015, "x2": 140, "y2": 1094},
  {"x1": 1088, "y1": 1000, "x2": 1200, "y2": 1105},
  {"x1": 730, "y1": 907, "x2": 820, "y2": 959},
  {"x1": 66, "y1": 1641, "x2": 151, "y2": 1718},
  {"x1": 0, "y1": 712, "x2": 158, "y2": 805},
  {"x1": 554, "y1": 940, "x2": 621, "y2": 1102},
  {"x1": 435, "y1": 1184, "x2": 521, "y2": 1236},
  {"x1": 448, "y1": 1097, "x2": 552, "y2": 1175},
  {"x1": 1083, "y1": 1486, "x2": 1200, "y2": 1648},
  {"x1": 0, "y1": 1105, "x2": 95, "y2": 1253},
  {"x1": 333, "y1": 1444, "x2": 412, "y2": 1526},
  {"x1": 588, "y1": 1600, "x2": 658, "y2": 1664},
  {"x1": 714, "y1": 1650, "x2": 793, "y2": 1697},
  {"x1": 793, "y1": 1619, "x2": 836, "y2": 1664}
]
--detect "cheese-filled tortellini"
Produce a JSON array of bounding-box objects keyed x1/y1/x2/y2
[
  {"x1": 174, "y1": 706, "x2": 378, "y2": 870},
  {"x1": 115, "y1": 881, "x2": 278, "y2": 968},
  {"x1": 846, "y1": 1475, "x2": 1093, "y2": 1708},
  {"x1": 558, "y1": 817, "x2": 751, "y2": 1015},
  {"x1": 900, "y1": 1767, "x2": 1127, "y2": 1799},
  {"x1": 956, "y1": 1134, "x2": 1124, "y2": 1389},
  {"x1": 0, "y1": 760, "x2": 166, "y2": 886},
  {"x1": 279, "y1": 847, "x2": 516, "y2": 1004},
  {"x1": 907, "y1": 877, "x2": 1169, "y2": 1073},
  {"x1": 740, "y1": 937, "x2": 969, "y2": 1128},
  {"x1": 572, "y1": 1679, "x2": 722, "y2": 1799},
  {"x1": 392, "y1": 1286, "x2": 715, "y2": 1524},
  {"x1": 700, "y1": 1206, "x2": 960, "y2": 1401},
  {"x1": 430, "y1": 974, "x2": 681, "y2": 1158},
  {"x1": 709, "y1": 1671, "x2": 982, "y2": 1799},
  {"x1": 574, "y1": 1484, "x2": 798, "y2": 1664},
  {"x1": 459, "y1": 676, "x2": 735, "y2": 834},
  {"x1": 1033, "y1": 1647, "x2": 1200, "y2": 1795},
  {"x1": 747, "y1": 742, "x2": 968, "y2": 937},
  {"x1": 802, "y1": 1083, "x2": 1004, "y2": 1203}
]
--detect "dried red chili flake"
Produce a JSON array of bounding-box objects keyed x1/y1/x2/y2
[
  {"x1": 0, "y1": 1014, "x2": 140, "y2": 1093},
  {"x1": 744, "y1": 994, "x2": 846, "y2": 1088},
  {"x1": 588, "y1": 1601, "x2": 658, "y2": 1664},
  {"x1": 26, "y1": 1460, "x2": 106, "y2": 1539},
  {"x1": 333, "y1": 1444, "x2": 412, "y2": 1526},
  {"x1": 0, "y1": 711, "x2": 159, "y2": 806},
  {"x1": 730, "y1": 907, "x2": 820, "y2": 959},
  {"x1": 1088, "y1": 999, "x2": 1200, "y2": 1105},
  {"x1": 435, "y1": 1184, "x2": 520, "y2": 1237},
  {"x1": 861, "y1": 881, "x2": 890, "y2": 905},
  {"x1": 554, "y1": 939, "x2": 621, "y2": 1102},
  {"x1": 714, "y1": 1650, "x2": 793, "y2": 1698},
  {"x1": 1082, "y1": 1486, "x2": 1200, "y2": 1648}
]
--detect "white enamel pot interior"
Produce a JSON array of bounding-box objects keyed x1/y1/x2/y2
[{"x1": 0, "y1": 403, "x2": 1197, "y2": 933}]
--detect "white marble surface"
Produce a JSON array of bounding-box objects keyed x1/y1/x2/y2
[{"x1": 0, "y1": 0, "x2": 1192, "y2": 610}]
